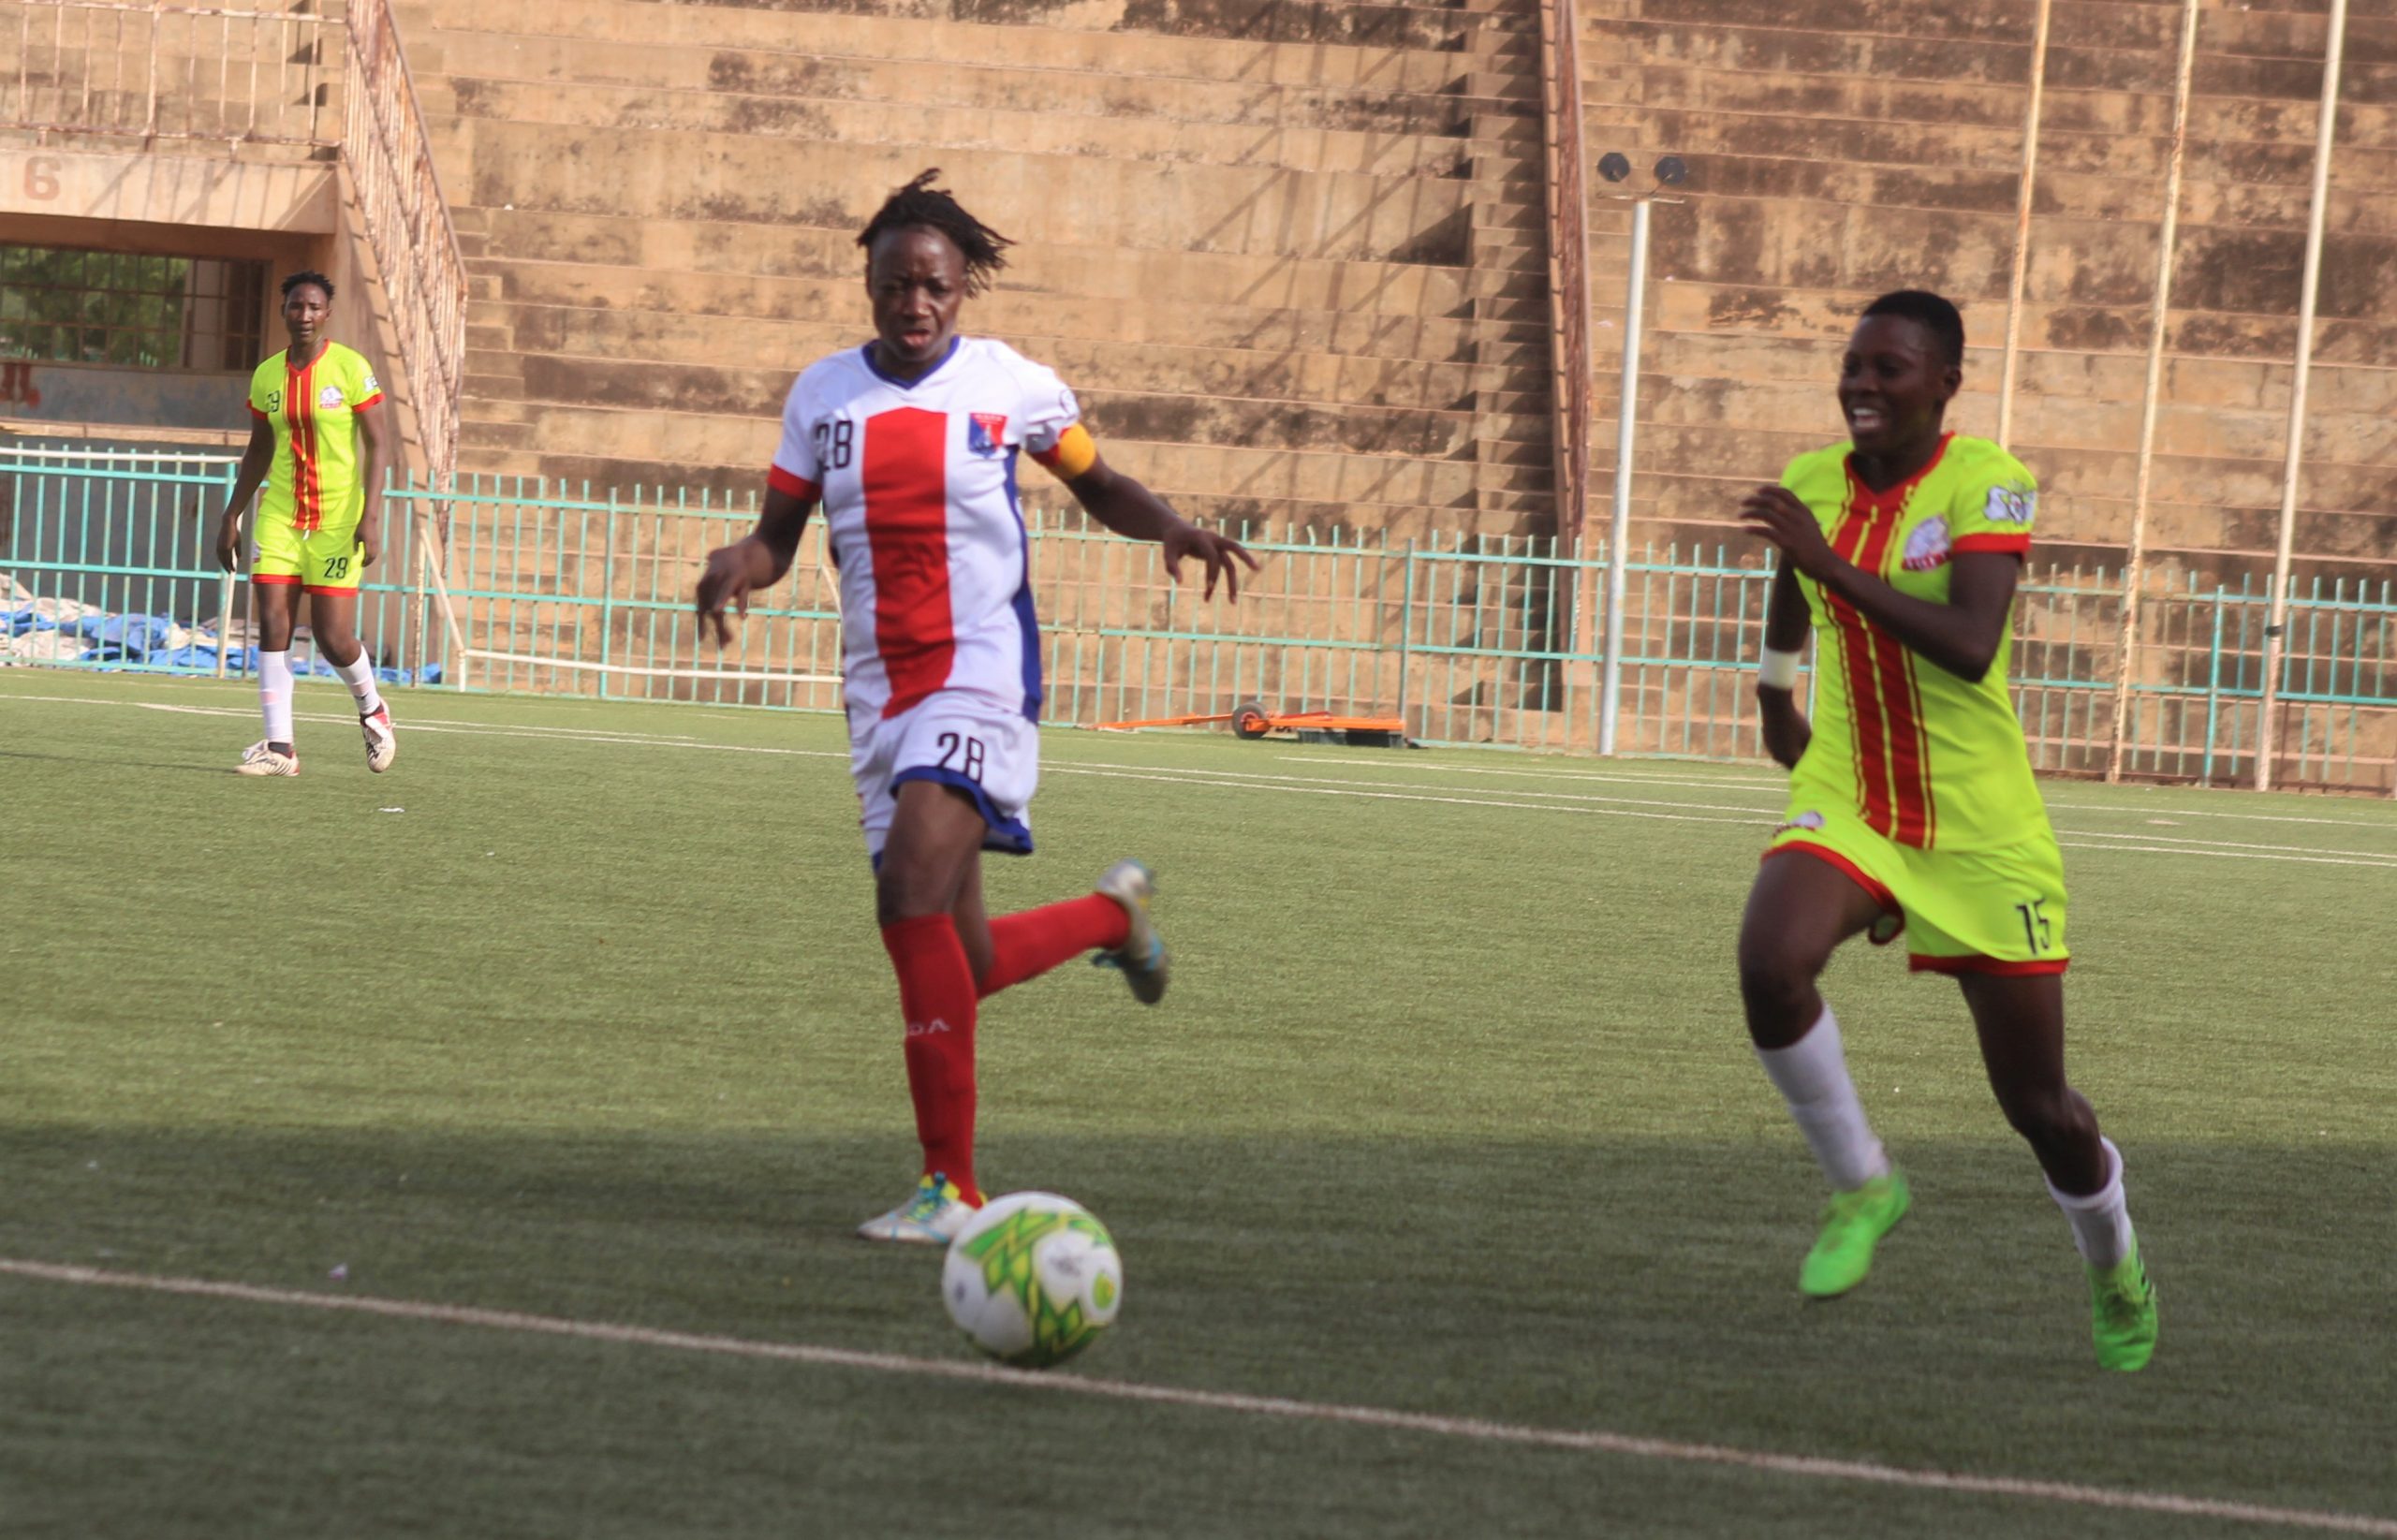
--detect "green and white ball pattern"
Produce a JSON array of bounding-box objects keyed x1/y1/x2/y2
[{"x1": 942, "y1": 1191, "x2": 1123, "y2": 1368}]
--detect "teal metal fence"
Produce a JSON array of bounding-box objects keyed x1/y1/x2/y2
[
  {"x1": 0, "y1": 445, "x2": 446, "y2": 684},
  {"x1": 7, "y1": 447, "x2": 2392, "y2": 794}
]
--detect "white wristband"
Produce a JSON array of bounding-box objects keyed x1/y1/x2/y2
[{"x1": 1758, "y1": 647, "x2": 1802, "y2": 691}]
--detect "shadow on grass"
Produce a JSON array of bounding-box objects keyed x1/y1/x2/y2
[
  {"x1": 1, "y1": 1126, "x2": 2389, "y2": 1540},
  {"x1": 0, "y1": 747, "x2": 229, "y2": 776}
]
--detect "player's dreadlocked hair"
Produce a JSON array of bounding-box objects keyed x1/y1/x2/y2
[
  {"x1": 1860, "y1": 289, "x2": 1964, "y2": 370},
  {"x1": 857, "y1": 169, "x2": 1013, "y2": 296}
]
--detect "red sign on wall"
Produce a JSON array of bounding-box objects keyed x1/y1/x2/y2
[{"x1": 0, "y1": 361, "x2": 40, "y2": 409}]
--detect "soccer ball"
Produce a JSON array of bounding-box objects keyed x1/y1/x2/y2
[{"x1": 942, "y1": 1191, "x2": 1123, "y2": 1368}]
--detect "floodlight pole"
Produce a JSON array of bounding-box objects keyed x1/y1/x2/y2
[
  {"x1": 1594, "y1": 162, "x2": 1684, "y2": 756},
  {"x1": 2256, "y1": 0, "x2": 2348, "y2": 794},
  {"x1": 1598, "y1": 195, "x2": 1650, "y2": 756}
]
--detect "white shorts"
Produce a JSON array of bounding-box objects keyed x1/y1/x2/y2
[{"x1": 850, "y1": 689, "x2": 1039, "y2": 863}]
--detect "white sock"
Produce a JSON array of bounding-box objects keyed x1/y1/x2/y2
[
  {"x1": 332, "y1": 652, "x2": 384, "y2": 716},
  {"x1": 2046, "y1": 1136, "x2": 2136, "y2": 1269},
  {"x1": 1755, "y1": 1005, "x2": 1890, "y2": 1191},
  {"x1": 259, "y1": 650, "x2": 295, "y2": 744}
]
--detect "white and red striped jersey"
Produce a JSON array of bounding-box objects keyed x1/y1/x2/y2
[{"x1": 770, "y1": 338, "x2": 1085, "y2": 723}]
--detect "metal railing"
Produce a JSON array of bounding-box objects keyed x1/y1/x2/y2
[
  {"x1": 0, "y1": 0, "x2": 465, "y2": 488},
  {"x1": 1, "y1": 444, "x2": 447, "y2": 683},
  {"x1": 341, "y1": 0, "x2": 464, "y2": 488},
  {"x1": 0, "y1": 0, "x2": 333, "y2": 144},
  {"x1": 9, "y1": 449, "x2": 2389, "y2": 795}
]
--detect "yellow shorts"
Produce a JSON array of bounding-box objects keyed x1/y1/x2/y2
[
  {"x1": 252, "y1": 515, "x2": 364, "y2": 594},
  {"x1": 1766, "y1": 803, "x2": 2069, "y2": 975}
]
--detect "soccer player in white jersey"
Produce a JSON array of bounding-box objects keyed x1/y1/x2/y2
[{"x1": 696, "y1": 171, "x2": 1257, "y2": 1243}]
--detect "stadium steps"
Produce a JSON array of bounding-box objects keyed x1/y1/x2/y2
[
  {"x1": 464, "y1": 254, "x2": 1549, "y2": 369},
  {"x1": 422, "y1": 0, "x2": 1562, "y2": 535},
  {"x1": 452, "y1": 207, "x2": 1519, "y2": 307},
  {"x1": 466, "y1": 253, "x2": 1544, "y2": 353},
  {"x1": 496, "y1": 306, "x2": 1530, "y2": 412},
  {"x1": 435, "y1": 76, "x2": 1478, "y2": 183}
]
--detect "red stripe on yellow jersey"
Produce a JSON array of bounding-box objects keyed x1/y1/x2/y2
[
  {"x1": 1826, "y1": 445, "x2": 1947, "y2": 847},
  {"x1": 288, "y1": 356, "x2": 320, "y2": 534}
]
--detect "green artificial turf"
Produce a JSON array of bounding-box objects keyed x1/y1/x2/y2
[{"x1": 2, "y1": 672, "x2": 2391, "y2": 1537}]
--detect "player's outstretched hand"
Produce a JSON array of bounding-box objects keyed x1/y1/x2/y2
[
  {"x1": 1737, "y1": 486, "x2": 1837, "y2": 579},
  {"x1": 1161, "y1": 521, "x2": 1261, "y2": 602},
  {"x1": 695, "y1": 536, "x2": 771, "y2": 648}
]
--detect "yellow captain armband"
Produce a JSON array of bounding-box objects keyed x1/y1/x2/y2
[{"x1": 1029, "y1": 423, "x2": 1098, "y2": 481}]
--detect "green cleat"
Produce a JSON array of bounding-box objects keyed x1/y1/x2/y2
[
  {"x1": 1798, "y1": 1167, "x2": 1911, "y2": 1298},
  {"x1": 2088, "y1": 1245, "x2": 2159, "y2": 1371}
]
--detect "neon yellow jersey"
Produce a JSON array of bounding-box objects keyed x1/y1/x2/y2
[
  {"x1": 1781, "y1": 433, "x2": 2049, "y2": 853},
  {"x1": 247, "y1": 342, "x2": 382, "y2": 534}
]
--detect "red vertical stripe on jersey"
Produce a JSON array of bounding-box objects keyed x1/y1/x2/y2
[
  {"x1": 1888, "y1": 644, "x2": 1936, "y2": 846},
  {"x1": 287, "y1": 358, "x2": 321, "y2": 534},
  {"x1": 1864, "y1": 591, "x2": 1933, "y2": 846},
  {"x1": 862, "y1": 406, "x2": 955, "y2": 717},
  {"x1": 1826, "y1": 501, "x2": 1897, "y2": 837},
  {"x1": 1828, "y1": 466, "x2": 1942, "y2": 848}
]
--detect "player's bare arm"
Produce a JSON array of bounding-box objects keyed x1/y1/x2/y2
[
  {"x1": 1738, "y1": 485, "x2": 2021, "y2": 682},
  {"x1": 354, "y1": 397, "x2": 385, "y2": 568},
  {"x1": 696, "y1": 483, "x2": 815, "y2": 647},
  {"x1": 214, "y1": 414, "x2": 276, "y2": 573},
  {"x1": 1065, "y1": 455, "x2": 1258, "y2": 601},
  {"x1": 1755, "y1": 563, "x2": 1812, "y2": 770}
]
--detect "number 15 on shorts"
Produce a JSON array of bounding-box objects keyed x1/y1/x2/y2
[{"x1": 2014, "y1": 898, "x2": 2054, "y2": 954}]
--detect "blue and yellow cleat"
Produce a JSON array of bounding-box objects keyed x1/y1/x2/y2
[
  {"x1": 1092, "y1": 859, "x2": 1169, "y2": 1005},
  {"x1": 856, "y1": 1173, "x2": 978, "y2": 1244}
]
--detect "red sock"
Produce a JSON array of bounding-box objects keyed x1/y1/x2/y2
[
  {"x1": 881, "y1": 914, "x2": 981, "y2": 1204},
  {"x1": 979, "y1": 892, "x2": 1131, "y2": 998}
]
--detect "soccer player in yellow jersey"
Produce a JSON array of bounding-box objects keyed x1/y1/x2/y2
[
  {"x1": 213, "y1": 271, "x2": 396, "y2": 776},
  {"x1": 1734, "y1": 291, "x2": 2157, "y2": 1371}
]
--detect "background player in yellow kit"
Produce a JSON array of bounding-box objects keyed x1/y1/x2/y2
[
  {"x1": 1733, "y1": 290, "x2": 2157, "y2": 1371},
  {"x1": 213, "y1": 271, "x2": 396, "y2": 776}
]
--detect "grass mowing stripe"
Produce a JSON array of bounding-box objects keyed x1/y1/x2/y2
[
  {"x1": 1052, "y1": 759, "x2": 1785, "y2": 817},
  {"x1": 1283, "y1": 754, "x2": 1793, "y2": 792},
  {"x1": 10, "y1": 687, "x2": 2394, "y2": 865},
  {"x1": 1285, "y1": 755, "x2": 2397, "y2": 833},
  {"x1": 1044, "y1": 765, "x2": 1772, "y2": 826},
  {"x1": 6, "y1": 1258, "x2": 2392, "y2": 1539},
  {"x1": 0, "y1": 692, "x2": 853, "y2": 757}
]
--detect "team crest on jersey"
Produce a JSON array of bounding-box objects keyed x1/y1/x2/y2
[
  {"x1": 1901, "y1": 515, "x2": 1952, "y2": 572},
  {"x1": 1985, "y1": 481, "x2": 2037, "y2": 525},
  {"x1": 967, "y1": 412, "x2": 1008, "y2": 457},
  {"x1": 319, "y1": 384, "x2": 346, "y2": 408}
]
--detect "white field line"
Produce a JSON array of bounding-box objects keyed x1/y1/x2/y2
[
  {"x1": 2051, "y1": 842, "x2": 2397, "y2": 870},
  {"x1": 1291, "y1": 754, "x2": 1792, "y2": 794},
  {"x1": 1, "y1": 1260, "x2": 2390, "y2": 1539},
  {"x1": 2044, "y1": 800, "x2": 2397, "y2": 830},
  {"x1": 7, "y1": 691, "x2": 2395, "y2": 867},
  {"x1": 1294, "y1": 755, "x2": 2397, "y2": 832}
]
